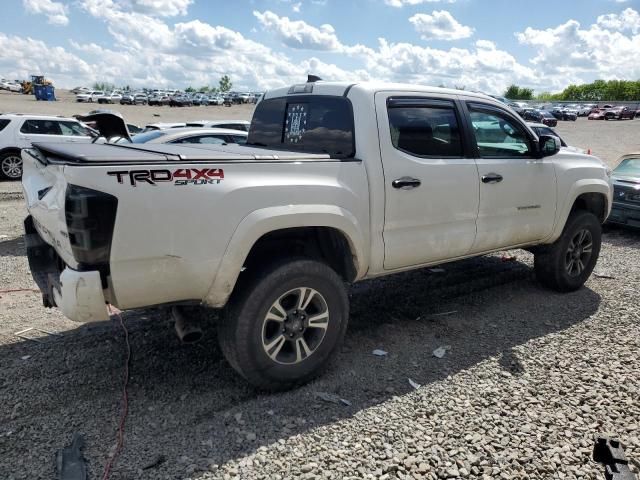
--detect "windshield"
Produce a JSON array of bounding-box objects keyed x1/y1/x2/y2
[
  {"x1": 614, "y1": 158, "x2": 640, "y2": 176},
  {"x1": 248, "y1": 95, "x2": 355, "y2": 157},
  {"x1": 131, "y1": 130, "x2": 167, "y2": 143},
  {"x1": 541, "y1": 111, "x2": 555, "y2": 118}
]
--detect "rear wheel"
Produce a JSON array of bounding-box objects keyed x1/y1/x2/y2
[
  {"x1": 218, "y1": 258, "x2": 349, "y2": 390},
  {"x1": 534, "y1": 211, "x2": 601, "y2": 292},
  {"x1": 0, "y1": 151, "x2": 23, "y2": 180}
]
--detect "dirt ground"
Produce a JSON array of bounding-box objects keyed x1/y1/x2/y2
[{"x1": 1, "y1": 92, "x2": 640, "y2": 480}]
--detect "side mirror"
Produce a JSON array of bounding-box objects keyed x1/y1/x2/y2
[{"x1": 538, "y1": 134, "x2": 561, "y2": 158}]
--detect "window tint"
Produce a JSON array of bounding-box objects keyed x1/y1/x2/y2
[
  {"x1": 248, "y1": 96, "x2": 354, "y2": 157},
  {"x1": 388, "y1": 105, "x2": 462, "y2": 157},
  {"x1": 468, "y1": 107, "x2": 531, "y2": 158},
  {"x1": 0, "y1": 119, "x2": 10, "y2": 132},
  {"x1": 20, "y1": 119, "x2": 62, "y2": 135},
  {"x1": 59, "y1": 121, "x2": 91, "y2": 136}
]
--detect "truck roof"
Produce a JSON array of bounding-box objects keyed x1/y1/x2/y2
[{"x1": 263, "y1": 81, "x2": 496, "y2": 102}]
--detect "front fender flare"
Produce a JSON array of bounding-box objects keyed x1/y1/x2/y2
[
  {"x1": 203, "y1": 204, "x2": 368, "y2": 307},
  {"x1": 547, "y1": 179, "x2": 612, "y2": 243}
]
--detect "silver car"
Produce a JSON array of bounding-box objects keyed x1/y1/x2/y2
[{"x1": 125, "y1": 127, "x2": 248, "y2": 145}]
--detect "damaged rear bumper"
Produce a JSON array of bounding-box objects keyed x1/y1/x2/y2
[{"x1": 25, "y1": 216, "x2": 110, "y2": 322}]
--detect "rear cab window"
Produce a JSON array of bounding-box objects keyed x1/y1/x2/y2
[
  {"x1": 386, "y1": 98, "x2": 463, "y2": 157},
  {"x1": 248, "y1": 95, "x2": 355, "y2": 157}
]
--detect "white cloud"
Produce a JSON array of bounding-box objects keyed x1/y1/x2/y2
[
  {"x1": 409, "y1": 10, "x2": 474, "y2": 40},
  {"x1": 596, "y1": 7, "x2": 640, "y2": 33},
  {"x1": 253, "y1": 10, "x2": 343, "y2": 50},
  {"x1": 292, "y1": 2, "x2": 302, "y2": 13},
  {"x1": 22, "y1": 0, "x2": 69, "y2": 26},
  {"x1": 114, "y1": 0, "x2": 193, "y2": 16},
  {"x1": 384, "y1": 0, "x2": 455, "y2": 7},
  {"x1": 9, "y1": 0, "x2": 640, "y2": 96}
]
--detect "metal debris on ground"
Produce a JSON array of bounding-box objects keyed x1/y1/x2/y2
[
  {"x1": 429, "y1": 310, "x2": 457, "y2": 318},
  {"x1": 315, "y1": 391, "x2": 350, "y2": 406},
  {"x1": 21, "y1": 355, "x2": 31, "y2": 360},
  {"x1": 372, "y1": 349, "x2": 388, "y2": 357},
  {"x1": 56, "y1": 433, "x2": 87, "y2": 480},
  {"x1": 428, "y1": 267, "x2": 445, "y2": 273},
  {"x1": 593, "y1": 272, "x2": 616, "y2": 279},
  {"x1": 408, "y1": 378, "x2": 421, "y2": 389},
  {"x1": 14, "y1": 327, "x2": 63, "y2": 343},
  {"x1": 142, "y1": 454, "x2": 166, "y2": 470},
  {"x1": 593, "y1": 436, "x2": 637, "y2": 480},
  {"x1": 433, "y1": 345, "x2": 451, "y2": 359}
]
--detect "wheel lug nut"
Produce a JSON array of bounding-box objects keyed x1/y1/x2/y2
[{"x1": 299, "y1": 327, "x2": 303, "y2": 332}]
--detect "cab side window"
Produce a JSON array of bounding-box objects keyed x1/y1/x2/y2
[
  {"x1": 387, "y1": 99, "x2": 463, "y2": 157},
  {"x1": 468, "y1": 105, "x2": 532, "y2": 158}
]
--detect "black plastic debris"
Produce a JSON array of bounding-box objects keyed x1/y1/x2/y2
[
  {"x1": 593, "y1": 436, "x2": 637, "y2": 480},
  {"x1": 56, "y1": 433, "x2": 87, "y2": 480}
]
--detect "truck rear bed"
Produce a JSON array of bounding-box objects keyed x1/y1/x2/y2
[{"x1": 30, "y1": 142, "x2": 333, "y2": 165}]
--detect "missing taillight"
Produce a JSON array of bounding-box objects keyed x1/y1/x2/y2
[{"x1": 65, "y1": 185, "x2": 117, "y2": 271}]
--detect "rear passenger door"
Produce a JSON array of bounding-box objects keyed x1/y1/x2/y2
[
  {"x1": 463, "y1": 101, "x2": 557, "y2": 252},
  {"x1": 376, "y1": 93, "x2": 480, "y2": 270},
  {"x1": 17, "y1": 119, "x2": 64, "y2": 147}
]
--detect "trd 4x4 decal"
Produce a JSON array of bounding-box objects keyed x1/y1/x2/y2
[{"x1": 108, "y1": 168, "x2": 224, "y2": 186}]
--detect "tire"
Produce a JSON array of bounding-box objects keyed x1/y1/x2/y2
[
  {"x1": 0, "y1": 151, "x2": 23, "y2": 180},
  {"x1": 534, "y1": 211, "x2": 602, "y2": 292},
  {"x1": 218, "y1": 258, "x2": 349, "y2": 390}
]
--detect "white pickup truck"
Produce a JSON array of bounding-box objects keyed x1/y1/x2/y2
[{"x1": 21, "y1": 80, "x2": 612, "y2": 389}]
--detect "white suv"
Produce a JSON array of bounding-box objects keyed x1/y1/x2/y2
[
  {"x1": 0, "y1": 114, "x2": 95, "y2": 180},
  {"x1": 76, "y1": 90, "x2": 104, "y2": 103}
]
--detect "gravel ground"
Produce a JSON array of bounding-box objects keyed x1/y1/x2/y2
[{"x1": 1, "y1": 118, "x2": 640, "y2": 480}]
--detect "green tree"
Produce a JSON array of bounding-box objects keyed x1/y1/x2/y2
[
  {"x1": 185, "y1": 86, "x2": 196, "y2": 93},
  {"x1": 504, "y1": 84, "x2": 534, "y2": 100},
  {"x1": 219, "y1": 75, "x2": 232, "y2": 92}
]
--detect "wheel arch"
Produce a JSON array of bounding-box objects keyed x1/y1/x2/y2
[
  {"x1": 0, "y1": 146, "x2": 23, "y2": 157},
  {"x1": 548, "y1": 181, "x2": 610, "y2": 243},
  {"x1": 203, "y1": 205, "x2": 368, "y2": 308}
]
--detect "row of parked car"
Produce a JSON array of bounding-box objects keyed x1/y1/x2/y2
[
  {"x1": 497, "y1": 100, "x2": 639, "y2": 126},
  {"x1": 74, "y1": 88, "x2": 262, "y2": 107},
  {"x1": 0, "y1": 111, "x2": 250, "y2": 180}
]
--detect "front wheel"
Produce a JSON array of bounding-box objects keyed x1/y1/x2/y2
[
  {"x1": 218, "y1": 259, "x2": 349, "y2": 390},
  {"x1": 534, "y1": 211, "x2": 602, "y2": 292}
]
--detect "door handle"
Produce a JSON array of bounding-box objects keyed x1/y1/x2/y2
[
  {"x1": 392, "y1": 177, "x2": 421, "y2": 189},
  {"x1": 481, "y1": 173, "x2": 503, "y2": 184}
]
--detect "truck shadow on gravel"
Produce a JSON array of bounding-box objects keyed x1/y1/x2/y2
[
  {"x1": 0, "y1": 236, "x2": 25, "y2": 257},
  {"x1": 0, "y1": 254, "x2": 602, "y2": 479}
]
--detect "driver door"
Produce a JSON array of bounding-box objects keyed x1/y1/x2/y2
[{"x1": 463, "y1": 101, "x2": 557, "y2": 253}]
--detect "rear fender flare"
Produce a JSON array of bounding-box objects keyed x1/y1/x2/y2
[{"x1": 203, "y1": 205, "x2": 367, "y2": 307}]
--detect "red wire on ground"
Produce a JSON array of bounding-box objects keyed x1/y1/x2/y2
[
  {"x1": 101, "y1": 307, "x2": 131, "y2": 480},
  {"x1": 0, "y1": 288, "x2": 40, "y2": 294}
]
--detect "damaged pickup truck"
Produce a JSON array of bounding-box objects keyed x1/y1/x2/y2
[{"x1": 22, "y1": 80, "x2": 613, "y2": 389}]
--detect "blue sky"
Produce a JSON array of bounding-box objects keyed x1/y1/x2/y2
[{"x1": 1, "y1": 0, "x2": 639, "y2": 94}]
